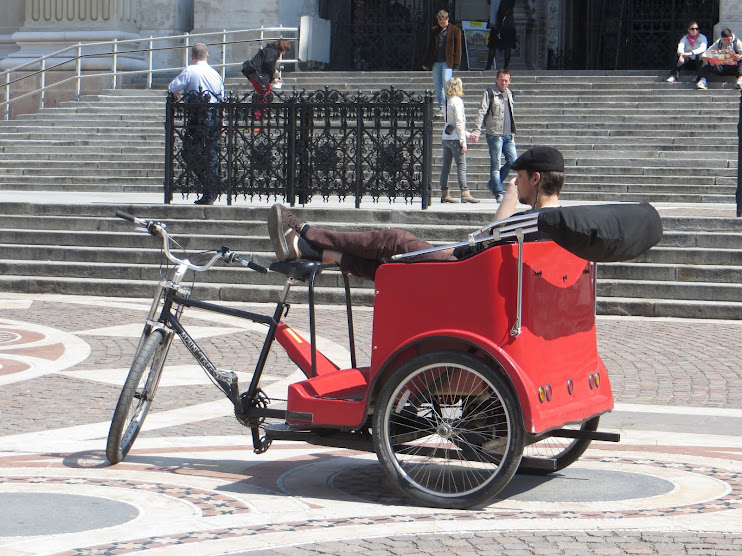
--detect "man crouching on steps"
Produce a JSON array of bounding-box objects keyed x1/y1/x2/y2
[{"x1": 268, "y1": 146, "x2": 565, "y2": 282}]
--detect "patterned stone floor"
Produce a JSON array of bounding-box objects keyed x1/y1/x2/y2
[{"x1": 1, "y1": 292, "x2": 742, "y2": 555}]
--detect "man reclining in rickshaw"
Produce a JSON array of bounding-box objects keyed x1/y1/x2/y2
[
  {"x1": 268, "y1": 146, "x2": 661, "y2": 273},
  {"x1": 269, "y1": 146, "x2": 563, "y2": 280}
]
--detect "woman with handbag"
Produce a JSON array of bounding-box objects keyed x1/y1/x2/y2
[{"x1": 441, "y1": 78, "x2": 479, "y2": 204}]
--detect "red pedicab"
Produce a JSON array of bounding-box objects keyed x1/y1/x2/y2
[{"x1": 107, "y1": 204, "x2": 662, "y2": 509}]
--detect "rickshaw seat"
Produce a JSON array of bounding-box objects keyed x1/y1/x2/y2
[{"x1": 269, "y1": 260, "x2": 323, "y2": 281}]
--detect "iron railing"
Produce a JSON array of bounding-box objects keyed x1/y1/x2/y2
[
  {"x1": 1, "y1": 26, "x2": 298, "y2": 120},
  {"x1": 165, "y1": 87, "x2": 434, "y2": 209}
]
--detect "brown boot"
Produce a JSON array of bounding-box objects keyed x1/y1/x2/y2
[
  {"x1": 441, "y1": 189, "x2": 458, "y2": 203},
  {"x1": 461, "y1": 189, "x2": 480, "y2": 203}
]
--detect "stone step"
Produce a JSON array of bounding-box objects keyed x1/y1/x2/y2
[
  {"x1": 595, "y1": 297, "x2": 742, "y2": 320},
  {"x1": 635, "y1": 246, "x2": 742, "y2": 266},
  {"x1": 598, "y1": 279, "x2": 742, "y2": 302},
  {"x1": 599, "y1": 262, "x2": 742, "y2": 283},
  {"x1": 0, "y1": 167, "x2": 161, "y2": 177},
  {"x1": 0, "y1": 259, "x2": 372, "y2": 290},
  {"x1": 0, "y1": 275, "x2": 373, "y2": 306},
  {"x1": 0, "y1": 183, "x2": 161, "y2": 193},
  {"x1": 0, "y1": 153, "x2": 162, "y2": 161}
]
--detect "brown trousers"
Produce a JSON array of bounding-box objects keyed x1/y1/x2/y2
[{"x1": 304, "y1": 227, "x2": 457, "y2": 281}]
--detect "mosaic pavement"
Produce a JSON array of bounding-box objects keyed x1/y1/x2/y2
[{"x1": 1, "y1": 292, "x2": 742, "y2": 555}]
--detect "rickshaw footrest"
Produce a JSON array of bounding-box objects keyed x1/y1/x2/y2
[
  {"x1": 264, "y1": 425, "x2": 374, "y2": 452},
  {"x1": 519, "y1": 456, "x2": 558, "y2": 471},
  {"x1": 549, "y1": 429, "x2": 620, "y2": 442}
]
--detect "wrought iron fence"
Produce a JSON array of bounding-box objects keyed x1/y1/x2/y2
[{"x1": 165, "y1": 87, "x2": 434, "y2": 208}]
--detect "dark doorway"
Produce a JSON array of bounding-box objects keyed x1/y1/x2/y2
[
  {"x1": 549, "y1": 0, "x2": 719, "y2": 70},
  {"x1": 319, "y1": 0, "x2": 457, "y2": 71}
]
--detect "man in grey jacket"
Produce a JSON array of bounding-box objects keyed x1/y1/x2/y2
[{"x1": 471, "y1": 69, "x2": 517, "y2": 202}]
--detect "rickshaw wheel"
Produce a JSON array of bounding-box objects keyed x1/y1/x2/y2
[
  {"x1": 520, "y1": 416, "x2": 600, "y2": 475},
  {"x1": 373, "y1": 350, "x2": 524, "y2": 509}
]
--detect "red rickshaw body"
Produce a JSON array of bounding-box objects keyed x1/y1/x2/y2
[{"x1": 369, "y1": 240, "x2": 613, "y2": 435}]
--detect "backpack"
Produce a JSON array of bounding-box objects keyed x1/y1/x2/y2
[{"x1": 241, "y1": 58, "x2": 255, "y2": 78}]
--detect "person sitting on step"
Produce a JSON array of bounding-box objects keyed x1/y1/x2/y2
[
  {"x1": 696, "y1": 28, "x2": 742, "y2": 90},
  {"x1": 268, "y1": 146, "x2": 565, "y2": 282},
  {"x1": 666, "y1": 21, "x2": 707, "y2": 84}
]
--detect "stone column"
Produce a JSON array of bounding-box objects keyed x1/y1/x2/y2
[
  {"x1": 2, "y1": 0, "x2": 145, "y2": 70},
  {"x1": 715, "y1": 0, "x2": 742, "y2": 40},
  {"x1": 545, "y1": 0, "x2": 561, "y2": 68},
  {"x1": 192, "y1": 0, "x2": 316, "y2": 76},
  {"x1": 136, "y1": 0, "x2": 194, "y2": 72},
  {"x1": 0, "y1": 1, "x2": 25, "y2": 60}
]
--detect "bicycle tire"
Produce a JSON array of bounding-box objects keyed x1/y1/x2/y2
[
  {"x1": 106, "y1": 330, "x2": 167, "y2": 464},
  {"x1": 373, "y1": 350, "x2": 524, "y2": 509}
]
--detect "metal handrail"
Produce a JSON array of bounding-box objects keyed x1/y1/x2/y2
[{"x1": 1, "y1": 26, "x2": 298, "y2": 120}]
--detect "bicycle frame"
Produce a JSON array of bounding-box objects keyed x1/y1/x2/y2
[{"x1": 116, "y1": 209, "x2": 361, "y2": 453}]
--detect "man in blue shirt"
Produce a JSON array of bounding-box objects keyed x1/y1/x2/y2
[{"x1": 169, "y1": 43, "x2": 225, "y2": 205}]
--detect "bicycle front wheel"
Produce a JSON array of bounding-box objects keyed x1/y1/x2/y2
[{"x1": 106, "y1": 330, "x2": 167, "y2": 464}]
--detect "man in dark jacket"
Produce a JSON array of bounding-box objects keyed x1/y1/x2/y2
[
  {"x1": 422, "y1": 10, "x2": 462, "y2": 116},
  {"x1": 242, "y1": 39, "x2": 291, "y2": 117},
  {"x1": 486, "y1": 0, "x2": 516, "y2": 70}
]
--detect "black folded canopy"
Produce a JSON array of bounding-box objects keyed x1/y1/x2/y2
[{"x1": 537, "y1": 203, "x2": 663, "y2": 262}]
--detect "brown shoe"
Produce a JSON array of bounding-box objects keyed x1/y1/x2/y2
[
  {"x1": 272, "y1": 203, "x2": 308, "y2": 235},
  {"x1": 461, "y1": 189, "x2": 480, "y2": 203},
  {"x1": 268, "y1": 204, "x2": 302, "y2": 261},
  {"x1": 441, "y1": 189, "x2": 458, "y2": 203}
]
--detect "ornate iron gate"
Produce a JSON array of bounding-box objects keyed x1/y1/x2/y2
[
  {"x1": 165, "y1": 88, "x2": 434, "y2": 208},
  {"x1": 318, "y1": 0, "x2": 456, "y2": 71}
]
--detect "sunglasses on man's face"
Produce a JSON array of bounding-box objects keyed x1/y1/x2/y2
[{"x1": 689, "y1": 27, "x2": 699, "y2": 30}]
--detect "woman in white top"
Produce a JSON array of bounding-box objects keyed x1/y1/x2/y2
[
  {"x1": 666, "y1": 21, "x2": 708, "y2": 83},
  {"x1": 440, "y1": 77, "x2": 479, "y2": 203}
]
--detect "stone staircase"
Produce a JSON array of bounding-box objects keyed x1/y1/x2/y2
[
  {"x1": 0, "y1": 70, "x2": 740, "y2": 319},
  {"x1": 0, "y1": 201, "x2": 740, "y2": 319},
  {"x1": 1, "y1": 70, "x2": 739, "y2": 201}
]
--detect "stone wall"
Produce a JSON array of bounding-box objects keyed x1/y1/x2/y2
[{"x1": 716, "y1": 0, "x2": 742, "y2": 40}]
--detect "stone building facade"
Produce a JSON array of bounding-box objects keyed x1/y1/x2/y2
[{"x1": 0, "y1": 0, "x2": 735, "y2": 78}]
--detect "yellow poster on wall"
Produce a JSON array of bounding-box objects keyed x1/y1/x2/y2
[{"x1": 463, "y1": 21, "x2": 491, "y2": 70}]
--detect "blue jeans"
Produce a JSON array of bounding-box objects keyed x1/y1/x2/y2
[
  {"x1": 485, "y1": 134, "x2": 517, "y2": 196},
  {"x1": 440, "y1": 139, "x2": 467, "y2": 191},
  {"x1": 432, "y1": 62, "x2": 453, "y2": 110}
]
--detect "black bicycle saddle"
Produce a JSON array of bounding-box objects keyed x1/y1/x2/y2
[{"x1": 269, "y1": 260, "x2": 324, "y2": 281}]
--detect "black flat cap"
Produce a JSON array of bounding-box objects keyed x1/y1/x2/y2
[{"x1": 511, "y1": 146, "x2": 564, "y2": 172}]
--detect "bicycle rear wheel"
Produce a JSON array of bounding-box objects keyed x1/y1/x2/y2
[
  {"x1": 373, "y1": 351, "x2": 524, "y2": 509},
  {"x1": 106, "y1": 330, "x2": 167, "y2": 464}
]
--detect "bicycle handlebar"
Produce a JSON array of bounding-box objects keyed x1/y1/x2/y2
[{"x1": 115, "y1": 211, "x2": 267, "y2": 274}]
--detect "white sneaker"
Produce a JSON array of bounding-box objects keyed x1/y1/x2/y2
[
  {"x1": 666, "y1": 75, "x2": 677, "y2": 83},
  {"x1": 736, "y1": 77, "x2": 742, "y2": 89},
  {"x1": 696, "y1": 78, "x2": 707, "y2": 90}
]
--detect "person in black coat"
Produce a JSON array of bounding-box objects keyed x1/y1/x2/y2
[
  {"x1": 241, "y1": 39, "x2": 291, "y2": 117},
  {"x1": 486, "y1": 0, "x2": 516, "y2": 70}
]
